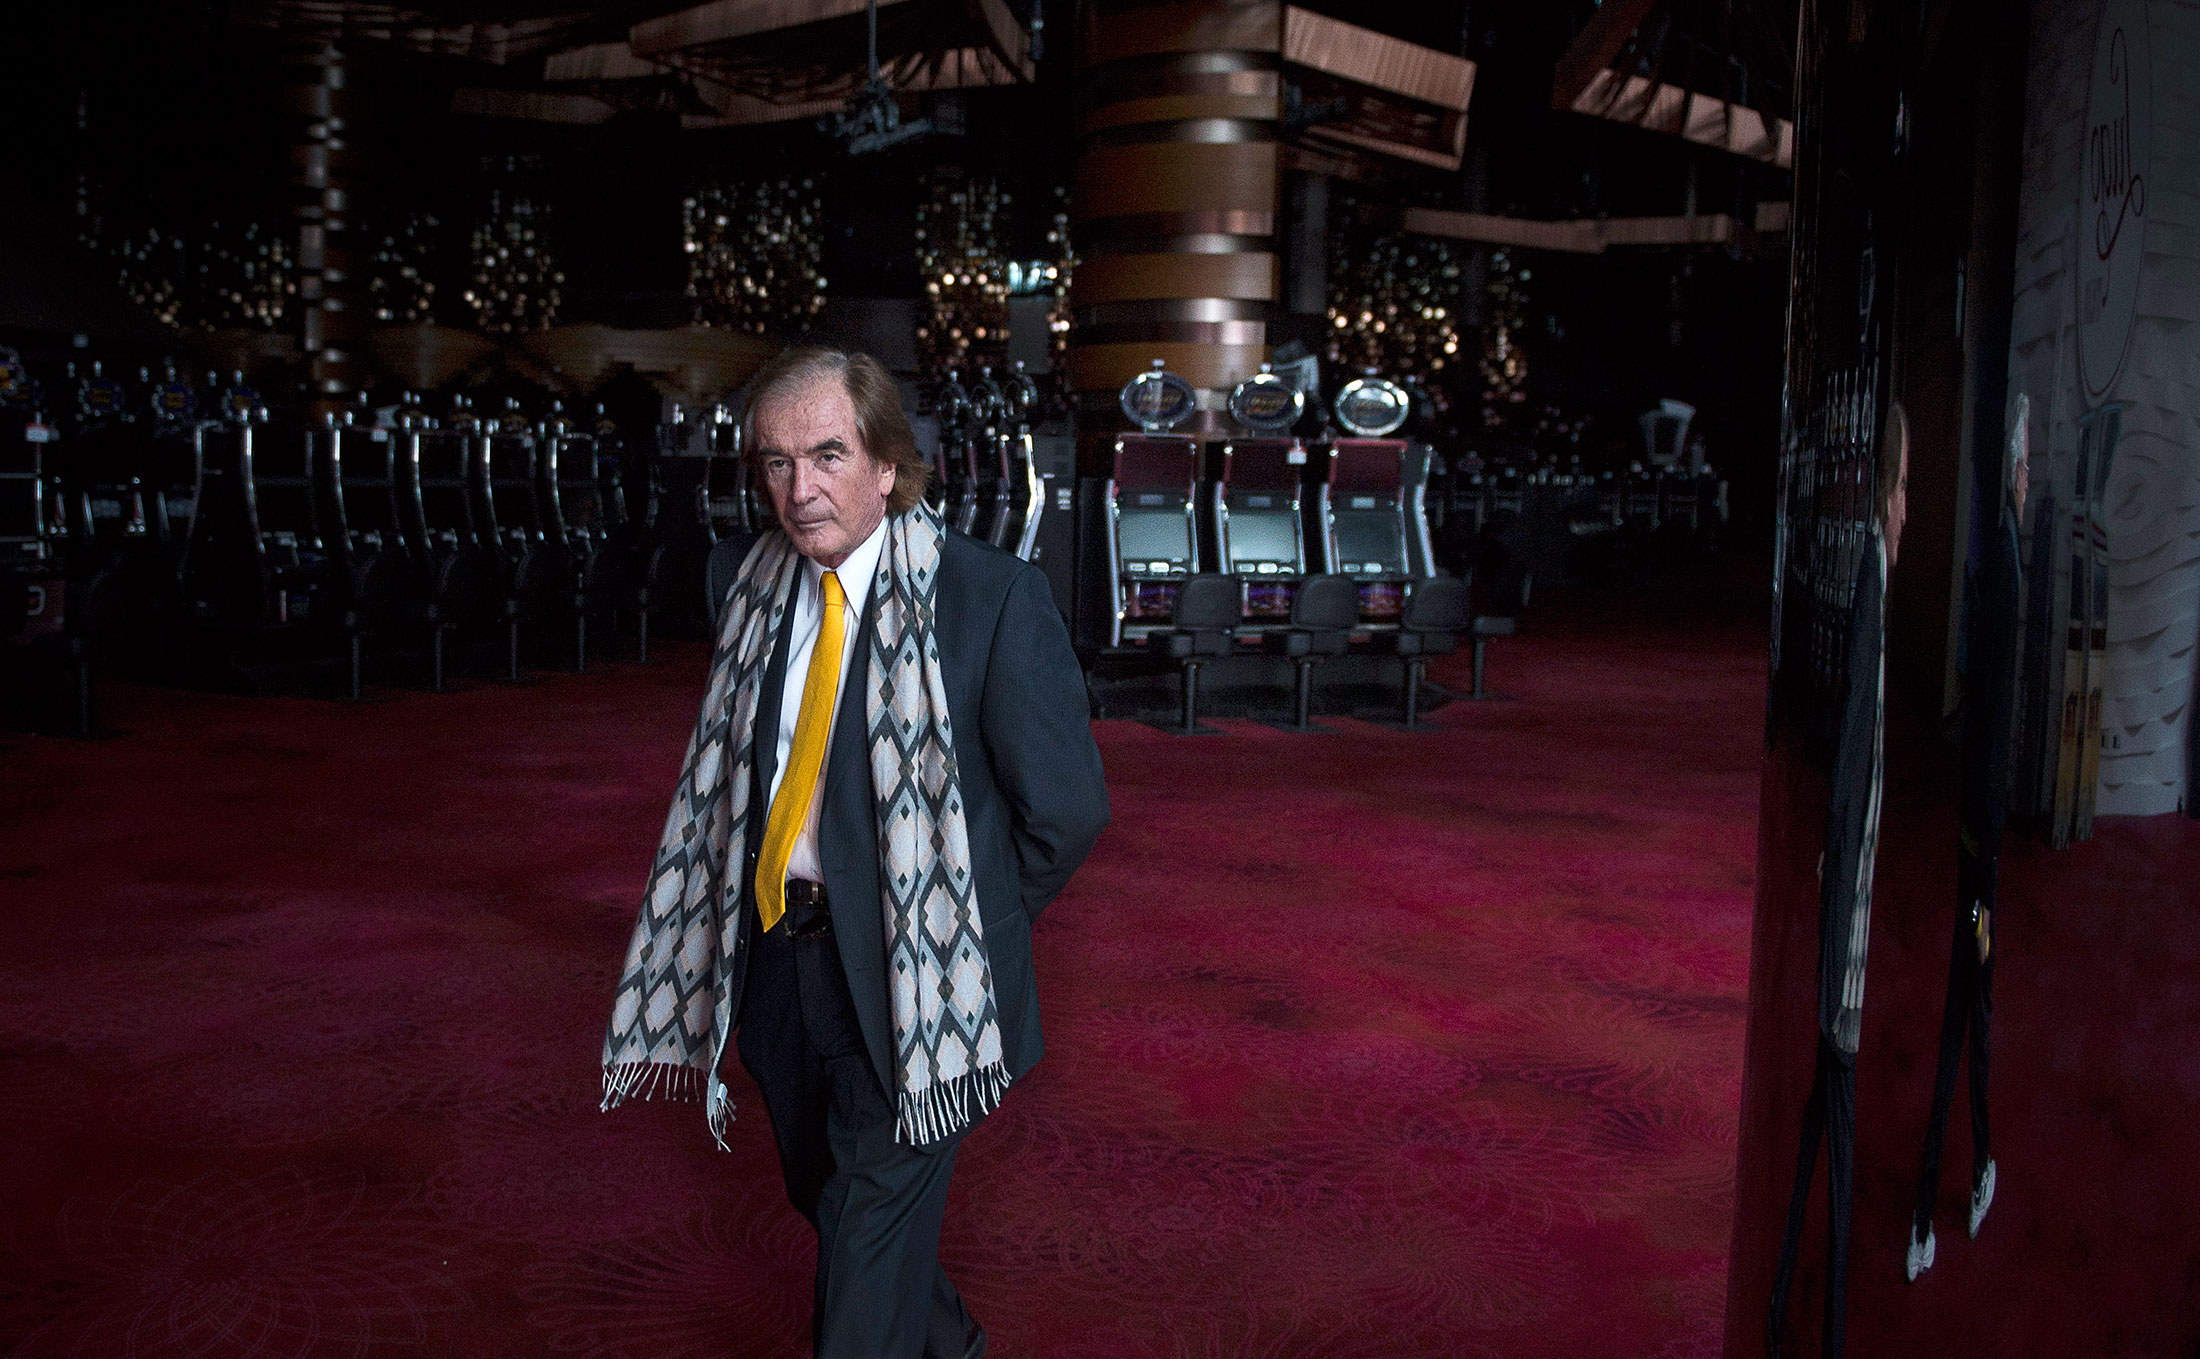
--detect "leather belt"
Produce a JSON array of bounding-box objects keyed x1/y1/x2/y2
[{"x1": 782, "y1": 879, "x2": 832, "y2": 938}]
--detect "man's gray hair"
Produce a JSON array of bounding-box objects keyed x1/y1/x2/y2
[{"x1": 740, "y1": 346, "x2": 930, "y2": 515}]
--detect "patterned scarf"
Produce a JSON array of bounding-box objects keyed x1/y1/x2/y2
[{"x1": 601, "y1": 503, "x2": 1011, "y2": 1146}]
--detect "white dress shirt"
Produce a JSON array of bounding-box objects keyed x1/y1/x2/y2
[{"x1": 768, "y1": 516, "x2": 888, "y2": 886}]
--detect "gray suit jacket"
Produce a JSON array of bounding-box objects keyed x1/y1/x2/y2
[{"x1": 734, "y1": 528, "x2": 1109, "y2": 1100}]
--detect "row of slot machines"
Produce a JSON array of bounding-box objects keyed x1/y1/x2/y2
[
  {"x1": 930, "y1": 363, "x2": 1049, "y2": 559},
  {"x1": 1095, "y1": 362, "x2": 1439, "y2": 647},
  {"x1": 0, "y1": 346, "x2": 658, "y2": 691}
]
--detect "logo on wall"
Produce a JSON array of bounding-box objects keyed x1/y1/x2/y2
[{"x1": 2077, "y1": 0, "x2": 2151, "y2": 404}]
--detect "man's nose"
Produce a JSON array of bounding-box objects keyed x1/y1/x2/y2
[{"x1": 789, "y1": 459, "x2": 821, "y2": 502}]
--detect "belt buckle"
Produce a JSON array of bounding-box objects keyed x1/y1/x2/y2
[{"x1": 784, "y1": 880, "x2": 831, "y2": 939}]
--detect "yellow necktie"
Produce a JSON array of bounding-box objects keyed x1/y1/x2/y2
[{"x1": 754, "y1": 569, "x2": 848, "y2": 932}]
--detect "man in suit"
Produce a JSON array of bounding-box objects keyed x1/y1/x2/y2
[
  {"x1": 1767, "y1": 402, "x2": 1907, "y2": 1359},
  {"x1": 1907, "y1": 401, "x2": 2026, "y2": 1278},
  {"x1": 603, "y1": 347, "x2": 1109, "y2": 1359}
]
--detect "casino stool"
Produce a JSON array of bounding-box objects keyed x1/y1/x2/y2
[
  {"x1": 1146, "y1": 573, "x2": 1239, "y2": 734},
  {"x1": 1468, "y1": 565, "x2": 1532, "y2": 700},
  {"x1": 1263, "y1": 573, "x2": 1359, "y2": 732},
  {"x1": 1385, "y1": 574, "x2": 1472, "y2": 728}
]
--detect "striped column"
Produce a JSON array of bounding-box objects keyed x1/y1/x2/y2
[
  {"x1": 284, "y1": 37, "x2": 370, "y2": 413},
  {"x1": 1068, "y1": 1, "x2": 1282, "y2": 474}
]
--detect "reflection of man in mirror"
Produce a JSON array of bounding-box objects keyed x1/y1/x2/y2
[
  {"x1": 1768, "y1": 402, "x2": 1905, "y2": 1359},
  {"x1": 1906, "y1": 396, "x2": 2027, "y2": 1279}
]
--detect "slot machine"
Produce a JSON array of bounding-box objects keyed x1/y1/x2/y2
[
  {"x1": 1106, "y1": 361, "x2": 1203, "y2": 646},
  {"x1": 701, "y1": 403, "x2": 754, "y2": 541},
  {"x1": 966, "y1": 367, "x2": 1007, "y2": 540},
  {"x1": 0, "y1": 346, "x2": 65, "y2": 641},
  {"x1": 49, "y1": 360, "x2": 165, "y2": 643},
  {"x1": 238, "y1": 410, "x2": 338, "y2": 633},
  {"x1": 144, "y1": 360, "x2": 203, "y2": 579},
  {"x1": 928, "y1": 372, "x2": 971, "y2": 516},
  {"x1": 313, "y1": 397, "x2": 418, "y2": 630},
  {"x1": 945, "y1": 371, "x2": 986, "y2": 536},
  {"x1": 1320, "y1": 373, "x2": 1421, "y2": 625},
  {"x1": 1214, "y1": 364, "x2": 1308, "y2": 629},
  {"x1": 392, "y1": 394, "x2": 502, "y2": 682},
  {"x1": 635, "y1": 402, "x2": 716, "y2": 650},
  {"x1": 474, "y1": 397, "x2": 561, "y2": 673},
  {"x1": 536, "y1": 401, "x2": 622, "y2": 667},
  {"x1": 994, "y1": 362, "x2": 1045, "y2": 559}
]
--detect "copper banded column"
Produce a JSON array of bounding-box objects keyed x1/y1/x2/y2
[
  {"x1": 284, "y1": 38, "x2": 370, "y2": 412},
  {"x1": 1069, "y1": 1, "x2": 1281, "y2": 475}
]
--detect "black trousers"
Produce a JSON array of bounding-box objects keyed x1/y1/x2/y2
[
  {"x1": 1914, "y1": 844, "x2": 1994, "y2": 1234},
  {"x1": 736, "y1": 907, "x2": 977, "y2": 1359},
  {"x1": 1767, "y1": 1037, "x2": 1856, "y2": 1359}
]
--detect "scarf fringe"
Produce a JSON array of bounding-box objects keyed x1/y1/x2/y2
[
  {"x1": 896, "y1": 1063, "x2": 1014, "y2": 1146},
  {"x1": 601, "y1": 1060, "x2": 703, "y2": 1112}
]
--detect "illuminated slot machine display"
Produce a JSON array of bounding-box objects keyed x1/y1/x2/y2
[
  {"x1": 1213, "y1": 364, "x2": 1308, "y2": 627},
  {"x1": 1319, "y1": 373, "x2": 1423, "y2": 624},
  {"x1": 1106, "y1": 361, "x2": 1202, "y2": 646}
]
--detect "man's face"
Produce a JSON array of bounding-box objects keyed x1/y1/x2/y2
[
  {"x1": 751, "y1": 376, "x2": 896, "y2": 568},
  {"x1": 2012, "y1": 453, "x2": 2029, "y2": 521}
]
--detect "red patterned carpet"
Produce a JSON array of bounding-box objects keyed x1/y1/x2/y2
[{"x1": 0, "y1": 563, "x2": 1766, "y2": 1358}]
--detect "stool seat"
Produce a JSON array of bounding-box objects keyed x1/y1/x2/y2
[
  {"x1": 1146, "y1": 573, "x2": 1240, "y2": 733},
  {"x1": 1267, "y1": 574, "x2": 1358, "y2": 730}
]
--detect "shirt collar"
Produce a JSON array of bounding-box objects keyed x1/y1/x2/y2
[{"x1": 804, "y1": 513, "x2": 889, "y2": 607}]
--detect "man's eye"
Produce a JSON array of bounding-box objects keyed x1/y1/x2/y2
[{"x1": 817, "y1": 451, "x2": 841, "y2": 468}]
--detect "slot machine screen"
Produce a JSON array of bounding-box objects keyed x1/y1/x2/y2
[
  {"x1": 1227, "y1": 511, "x2": 1298, "y2": 568},
  {"x1": 1333, "y1": 509, "x2": 1406, "y2": 575},
  {"x1": 1116, "y1": 510, "x2": 1192, "y2": 569}
]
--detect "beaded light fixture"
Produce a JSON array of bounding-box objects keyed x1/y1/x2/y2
[
  {"x1": 1325, "y1": 213, "x2": 1469, "y2": 412},
  {"x1": 1479, "y1": 249, "x2": 1531, "y2": 428},
  {"x1": 1041, "y1": 189, "x2": 1075, "y2": 378},
  {"x1": 368, "y1": 210, "x2": 441, "y2": 324},
  {"x1": 464, "y1": 169, "x2": 562, "y2": 334},
  {"x1": 914, "y1": 172, "x2": 1010, "y2": 382},
  {"x1": 114, "y1": 226, "x2": 187, "y2": 329},
  {"x1": 684, "y1": 176, "x2": 827, "y2": 336},
  {"x1": 198, "y1": 218, "x2": 296, "y2": 330}
]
